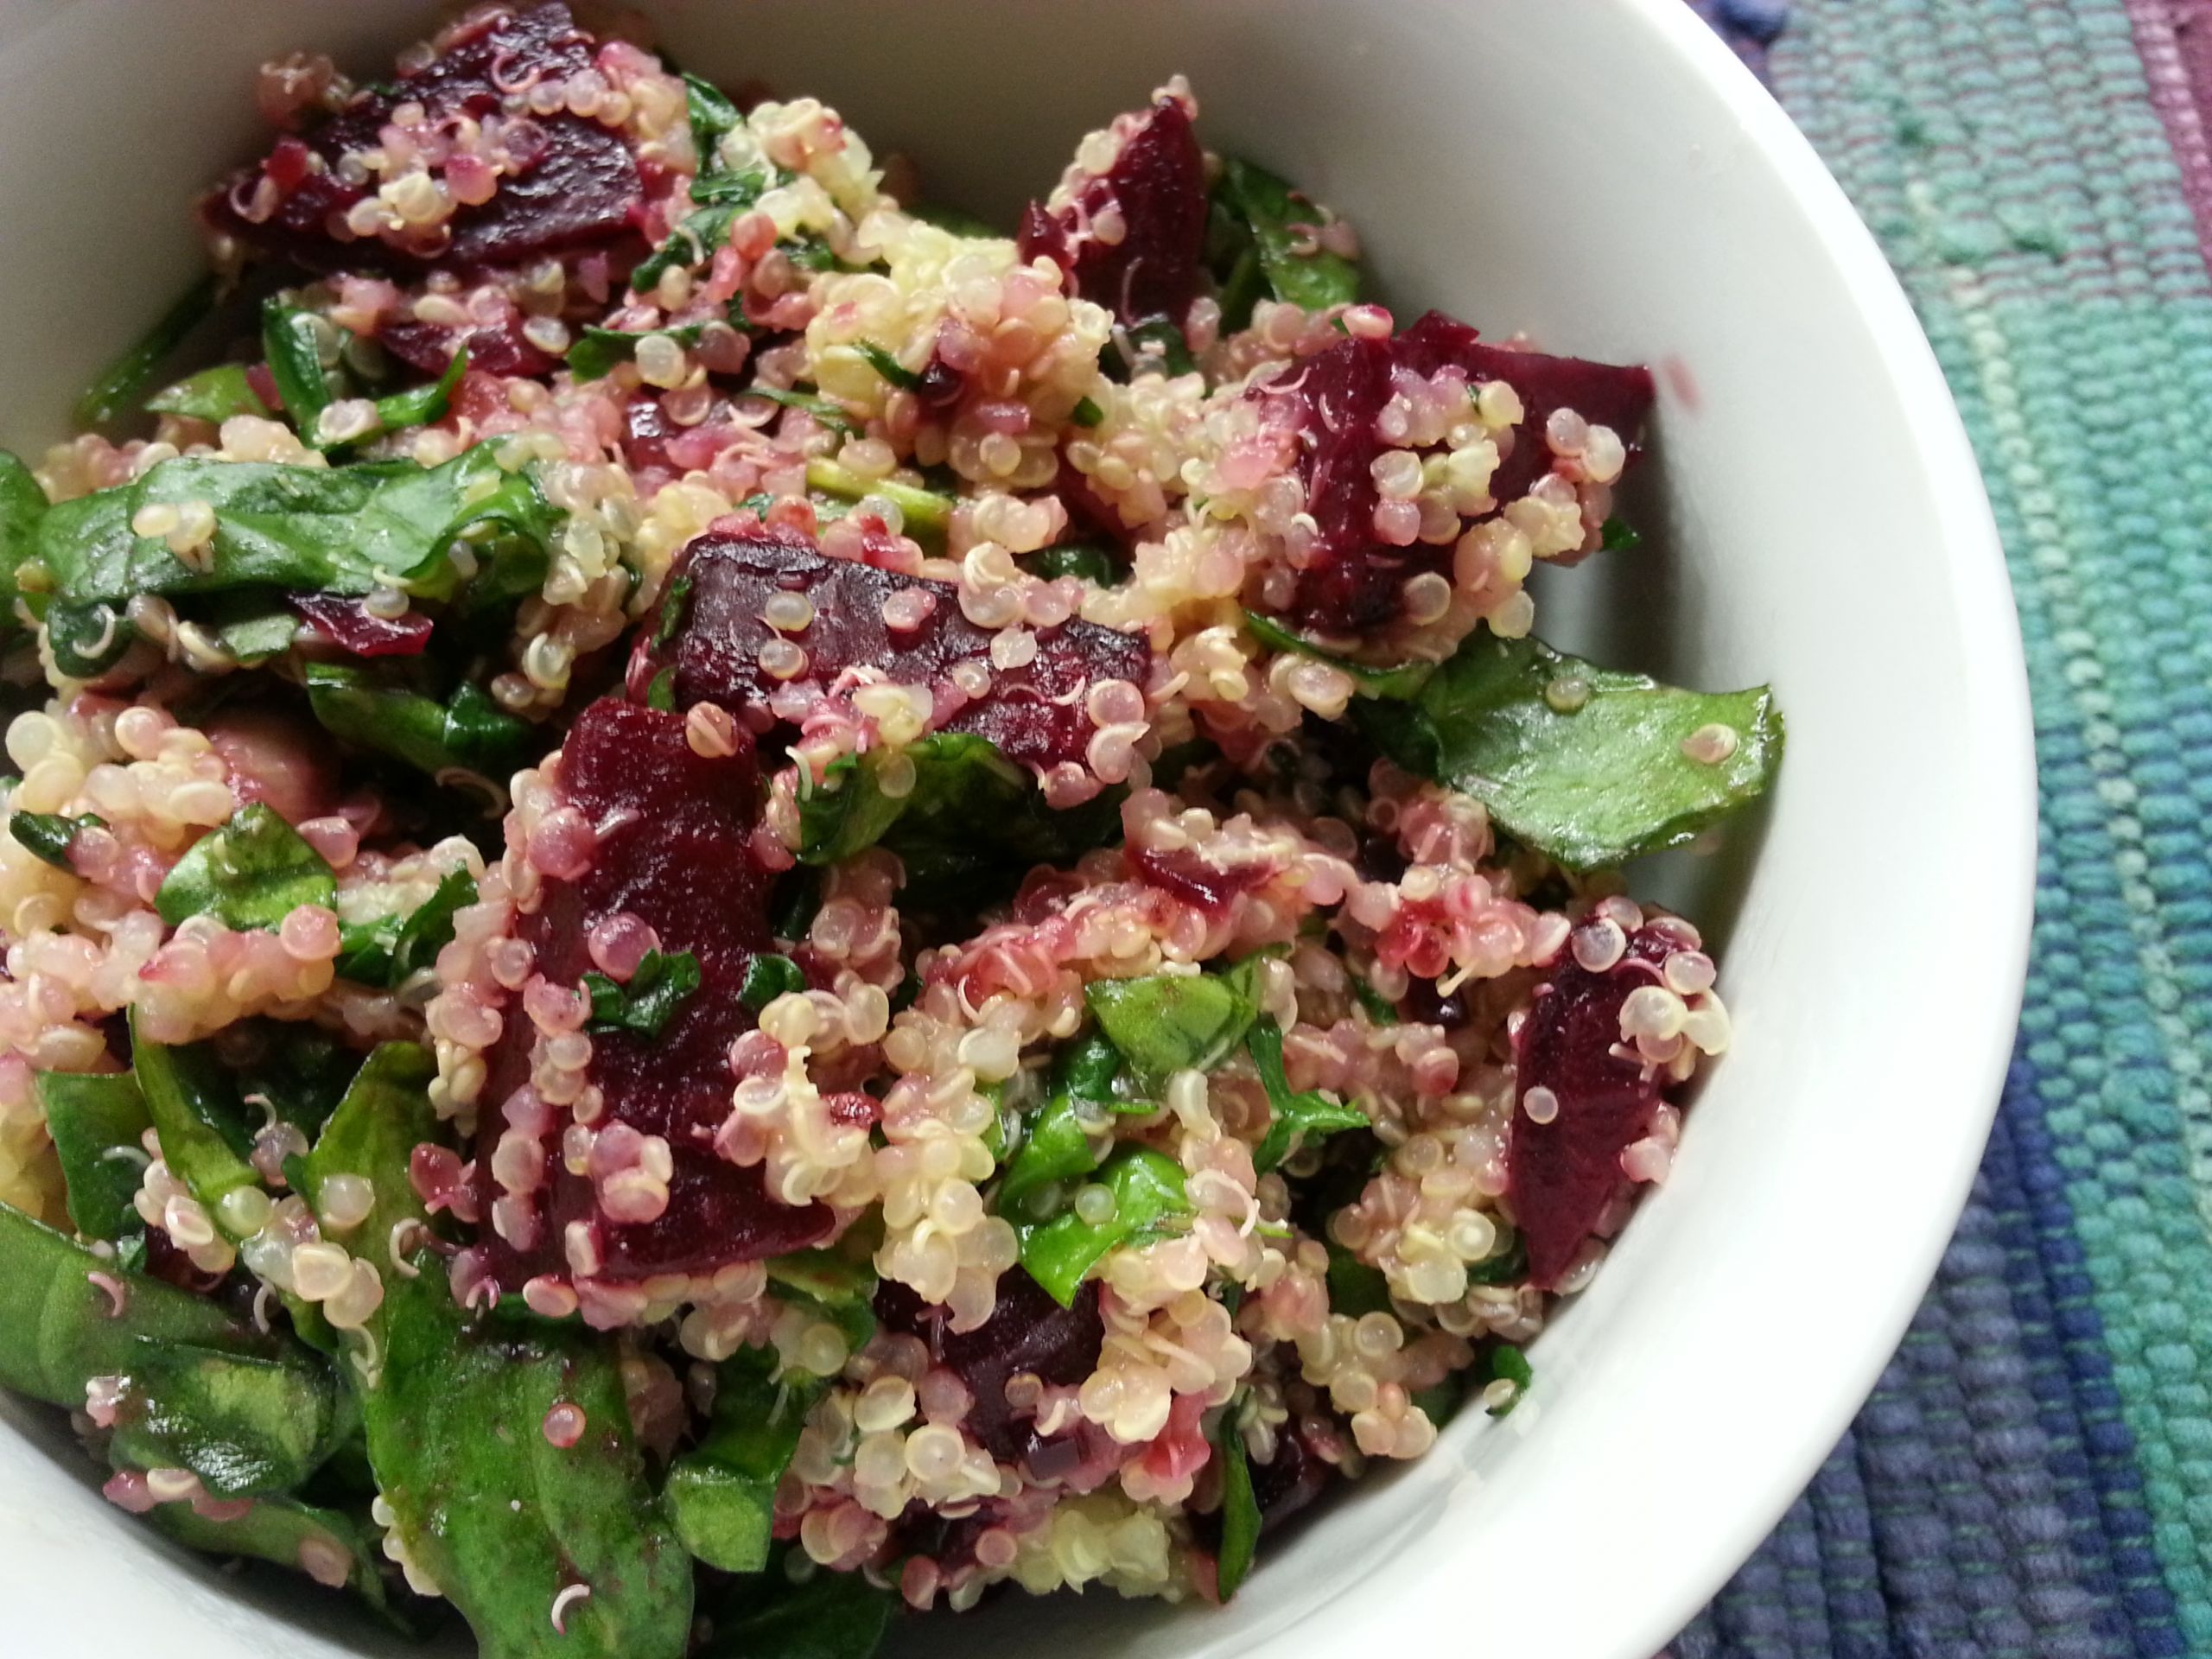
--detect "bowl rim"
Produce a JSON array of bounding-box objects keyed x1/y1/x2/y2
[{"x1": 0, "y1": 3, "x2": 2038, "y2": 1656}]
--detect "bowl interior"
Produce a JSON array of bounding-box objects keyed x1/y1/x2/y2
[{"x1": 0, "y1": 3, "x2": 2034, "y2": 1657}]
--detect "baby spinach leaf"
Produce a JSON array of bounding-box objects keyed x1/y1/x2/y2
[
  {"x1": 797, "y1": 731, "x2": 1124, "y2": 895},
  {"x1": 36, "y1": 444, "x2": 560, "y2": 608},
  {"x1": 367, "y1": 1255, "x2": 693, "y2": 1658},
  {"x1": 335, "y1": 867, "x2": 476, "y2": 989},
  {"x1": 1485, "y1": 1344, "x2": 1533, "y2": 1417},
  {"x1": 567, "y1": 322, "x2": 716, "y2": 383},
  {"x1": 1600, "y1": 516, "x2": 1643, "y2": 553},
  {"x1": 146, "y1": 363, "x2": 271, "y2": 424},
  {"x1": 1212, "y1": 1408, "x2": 1262, "y2": 1599},
  {"x1": 1083, "y1": 958, "x2": 1268, "y2": 1094},
  {"x1": 1017, "y1": 1145, "x2": 1192, "y2": 1306},
  {"x1": 1218, "y1": 158, "x2": 1362, "y2": 314},
  {"x1": 763, "y1": 1247, "x2": 878, "y2": 1313},
  {"x1": 35, "y1": 1069, "x2": 152, "y2": 1242},
  {"x1": 1246, "y1": 1016, "x2": 1366, "y2": 1173},
  {"x1": 1351, "y1": 632, "x2": 1783, "y2": 871},
  {"x1": 1243, "y1": 608, "x2": 1435, "y2": 700},
  {"x1": 303, "y1": 664, "x2": 536, "y2": 784},
  {"x1": 701, "y1": 1556, "x2": 893, "y2": 1659},
  {"x1": 0, "y1": 1200, "x2": 281, "y2": 1407},
  {"x1": 0, "y1": 448, "x2": 49, "y2": 638},
  {"x1": 372, "y1": 345, "x2": 467, "y2": 433},
  {"x1": 1032, "y1": 543, "x2": 1125, "y2": 587},
  {"x1": 148, "y1": 1493, "x2": 391, "y2": 1616},
  {"x1": 156, "y1": 803, "x2": 337, "y2": 931},
  {"x1": 665, "y1": 1346, "x2": 819, "y2": 1573},
  {"x1": 45, "y1": 598, "x2": 139, "y2": 677},
  {"x1": 1071, "y1": 395, "x2": 1105, "y2": 427},
  {"x1": 585, "y1": 950, "x2": 702, "y2": 1040},
  {"x1": 1323, "y1": 1241, "x2": 1393, "y2": 1319},
  {"x1": 10, "y1": 809, "x2": 102, "y2": 871},
  {"x1": 77, "y1": 274, "x2": 219, "y2": 429},
  {"x1": 738, "y1": 952, "x2": 807, "y2": 1011},
  {"x1": 108, "y1": 1341, "x2": 346, "y2": 1498},
  {"x1": 1052, "y1": 1030, "x2": 1129, "y2": 1102},
  {"x1": 130, "y1": 1016, "x2": 266, "y2": 1225},
  {"x1": 261, "y1": 299, "x2": 335, "y2": 442},
  {"x1": 683, "y1": 72, "x2": 741, "y2": 159},
  {"x1": 295, "y1": 1044, "x2": 439, "y2": 1352}
]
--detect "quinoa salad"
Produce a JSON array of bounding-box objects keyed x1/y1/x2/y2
[{"x1": 0, "y1": 7, "x2": 1784, "y2": 1655}]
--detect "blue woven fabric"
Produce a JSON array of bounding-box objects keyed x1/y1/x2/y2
[{"x1": 1674, "y1": 0, "x2": 2212, "y2": 1653}]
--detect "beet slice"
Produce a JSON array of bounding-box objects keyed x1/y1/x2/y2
[
  {"x1": 1506, "y1": 925, "x2": 1680, "y2": 1291},
  {"x1": 626, "y1": 530, "x2": 1150, "y2": 776},
  {"x1": 1395, "y1": 311, "x2": 1656, "y2": 508},
  {"x1": 1017, "y1": 94, "x2": 1208, "y2": 328},
  {"x1": 1253, "y1": 310, "x2": 1655, "y2": 631},
  {"x1": 202, "y1": 2, "x2": 643, "y2": 277},
  {"x1": 874, "y1": 1269, "x2": 1104, "y2": 1465},
  {"x1": 475, "y1": 697, "x2": 831, "y2": 1293},
  {"x1": 380, "y1": 311, "x2": 556, "y2": 380},
  {"x1": 290, "y1": 594, "x2": 433, "y2": 657}
]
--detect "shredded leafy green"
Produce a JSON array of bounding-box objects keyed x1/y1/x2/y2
[
  {"x1": 155, "y1": 804, "x2": 337, "y2": 931},
  {"x1": 855, "y1": 341, "x2": 921, "y2": 391},
  {"x1": 1485, "y1": 1344, "x2": 1534, "y2": 1417},
  {"x1": 1352, "y1": 631, "x2": 1783, "y2": 870},
  {"x1": 1082, "y1": 957, "x2": 1270, "y2": 1094},
  {"x1": 585, "y1": 949, "x2": 704, "y2": 1039},
  {"x1": 34, "y1": 1069, "x2": 152, "y2": 1242},
  {"x1": 260, "y1": 299, "x2": 335, "y2": 442},
  {"x1": 1212, "y1": 1407, "x2": 1262, "y2": 1599},
  {"x1": 77, "y1": 275, "x2": 219, "y2": 429},
  {"x1": 334, "y1": 866, "x2": 475, "y2": 989},
  {"x1": 372, "y1": 344, "x2": 467, "y2": 433},
  {"x1": 9, "y1": 809, "x2": 101, "y2": 871},
  {"x1": 304, "y1": 664, "x2": 537, "y2": 785},
  {"x1": 1032, "y1": 543, "x2": 1125, "y2": 586},
  {"x1": 739, "y1": 952, "x2": 807, "y2": 1012},
  {"x1": 1016, "y1": 1145, "x2": 1192, "y2": 1306},
  {"x1": 146, "y1": 363, "x2": 270, "y2": 424},
  {"x1": 1246, "y1": 1015, "x2": 1367, "y2": 1173},
  {"x1": 1217, "y1": 158, "x2": 1362, "y2": 314},
  {"x1": 665, "y1": 1345, "x2": 819, "y2": 1573},
  {"x1": 1243, "y1": 608, "x2": 1436, "y2": 700}
]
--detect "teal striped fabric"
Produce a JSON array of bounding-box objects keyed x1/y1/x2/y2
[{"x1": 1675, "y1": 1, "x2": 2212, "y2": 1654}]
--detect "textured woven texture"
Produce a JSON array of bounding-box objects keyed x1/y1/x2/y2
[{"x1": 1672, "y1": 1, "x2": 2212, "y2": 1654}]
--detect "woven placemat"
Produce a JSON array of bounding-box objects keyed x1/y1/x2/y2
[{"x1": 1672, "y1": 2, "x2": 2212, "y2": 1655}]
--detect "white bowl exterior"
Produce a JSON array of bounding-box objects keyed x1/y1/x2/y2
[{"x1": 0, "y1": 3, "x2": 2036, "y2": 1658}]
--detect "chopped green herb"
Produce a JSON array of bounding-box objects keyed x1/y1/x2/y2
[
  {"x1": 655, "y1": 571, "x2": 696, "y2": 648},
  {"x1": 645, "y1": 664, "x2": 678, "y2": 711},
  {"x1": 304, "y1": 664, "x2": 536, "y2": 785},
  {"x1": 1218, "y1": 158, "x2": 1363, "y2": 314},
  {"x1": 1071, "y1": 395, "x2": 1105, "y2": 427},
  {"x1": 585, "y1": 949, "x2": 704, "y2": 1039},
  {"x1": 1243, "y1": 607, "x2": 1436, "y2": 700},
  {"x1": 1082, "y1": 957, "x2": 1269, "y2": 1094},
  {"x1": 371, "y1": 344, "x2": 467, "y2": 432},
  {"x1": 1600, "y1": 515, "x2": 1643, "y2": 553},
  {"x1": 1486, "y1": 1344, "x2": 1533, "y2": 1416},
  {"x1": 1350, "y1": 976, "x2": 1399, "y2": 1026},
  {"x1": 742, "y1": 385, "x2": 860, "y2": 438},
  {"x1": 259, "y1": 299, "x2": 334, "y2": 442},
  {"x1": 1324, "y1": 1242, "x2": 1394, "y2": 1318},
  {"x1": 1116, "y1": 315, "x2": 1198, "y2": 378},
  {"x1": 1032, "y1": 543, "x2": 1125, "y2": 586},
  {"x1": 334, "y1": 865, "x2": 476, "y2": 989}
]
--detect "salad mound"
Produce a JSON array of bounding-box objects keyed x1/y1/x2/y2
[{"x1": 0, "y1": 5, "x2": 1782, "y2": 1655}]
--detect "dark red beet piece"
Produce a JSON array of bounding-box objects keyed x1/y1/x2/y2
[
  {"x1": 381, "y1": 312, "x2": 556, "y2": 380},
  {"x1": 1395, "y1": 311, "x2": 1656, "y2": 507},
  {"x1": 475, "y1": 698, "x2": 831, "y2": 1293},
  {"x1": 202, "y1": 3, "x2": 643, "y2": 277},
  {"x1": 1130, "y1": 842, "x2": 1278, "y2": 915},
  {"x1": 626, "y1": 530, "x2": 1150, "y2": 777},
  {"x1": 1017, "y1": 94, "x2": 1208, "y2": 327},
  {"x1": 874, "y1": 1269, "x2": 1104, "y2": 1465},
  {"x1": 1506, "y1": 925, "x2": 1679, "y2": 1291},
  {"x1": 1253, "y1": 310, "x2": 1655, "y2": 631},
  {"x1": 290, "y1": 594, "x2": 433, "y2": 657}
]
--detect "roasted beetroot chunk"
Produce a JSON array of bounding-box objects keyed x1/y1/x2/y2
[
  {"x1": 626, "y1": 530, "x2": 1151, "y2": 776},
  {"x1": 202, "y1": 3, "x2": 644, "y2": 278},
  {"x1": 874, "y1": 1270, "x2": 1104, "y2": 1466},
  {"x1": 1507, "y1": 925, "x2": 1684, "y2": 1290},
  {"x1": 1017, "y1": 92, "x2": 1208, "y2": 328},
  {"x1": 380, "y1": 310, "x2": 556, "y2": 379},
  {"x1": 1256, "y1": 310, "x2": 1655, "y2": 631},
  {"x1": 476, "y1": 698, "x2": 831, "y2": 1299}
]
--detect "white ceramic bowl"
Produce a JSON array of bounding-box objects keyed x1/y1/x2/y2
[{"x1": 0, "y1": 2, "x2": 2035, "y2": 1656}]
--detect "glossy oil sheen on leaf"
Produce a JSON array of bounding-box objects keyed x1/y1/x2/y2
[
  {"x1": 1082, "y1": 958, "x2": 1268, "y2": 1093},
  {"x1": 1354, "y1": 632, "x2": 1783, "y2": 870}
]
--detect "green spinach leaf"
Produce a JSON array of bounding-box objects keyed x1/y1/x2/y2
[
  {"x1": 665, "y1": 1345, "x2": 818, "y2": 1573},
  {"x1": 34, "y1": 1069, "x2": 151, "y2": 1241},
  {"x1": 584, "y1": 950, "x2": 702, "y2": 1040},
  {"x1": 1082, "y1": 957, "x2": 1268, "y2": 1094},
  {"x1": 334, "y1": 867, "x2": 476, "y2": 990},
  {"x1": 1352, "y1": 632, "x2": 1783, "y2": 871},
  {"x1": 1243, "y1": 608, "x2": 1435, "y2": 700},
  {"x1": 10, "y1": 810, "x2": 102, "y2": 871},
  {"x1": 156, "y1": 804, "x2": 337, "y2": 931},
  {"x1": 1017, "y1": 1145, "x2": 1192, "y2": 1306},
  {"x1": 1212, "y1": 1408, "x2": 1262, "y2": 1599},
  {"x1": 77, "y1": 275, "x2": 219, "y2": 429},
  {"x1": 1246, "y1": 1016, "x2": 1366, "y2": 1173},
  {"x1": 1218, "y1": 158, "x2": 1362, "y2": 314},
  {"x1": 146, "y1": 363, "x2": 270, "y2": 424},
  {"x1": 372, "y1": 345, "x2": 467, "y2": 433},
  {"x1": 261, "y1": 300, "x2": 335, "y2": 442},
  {"x1": 304, "y1": 664, "x2": 537, "y2": 784}
]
